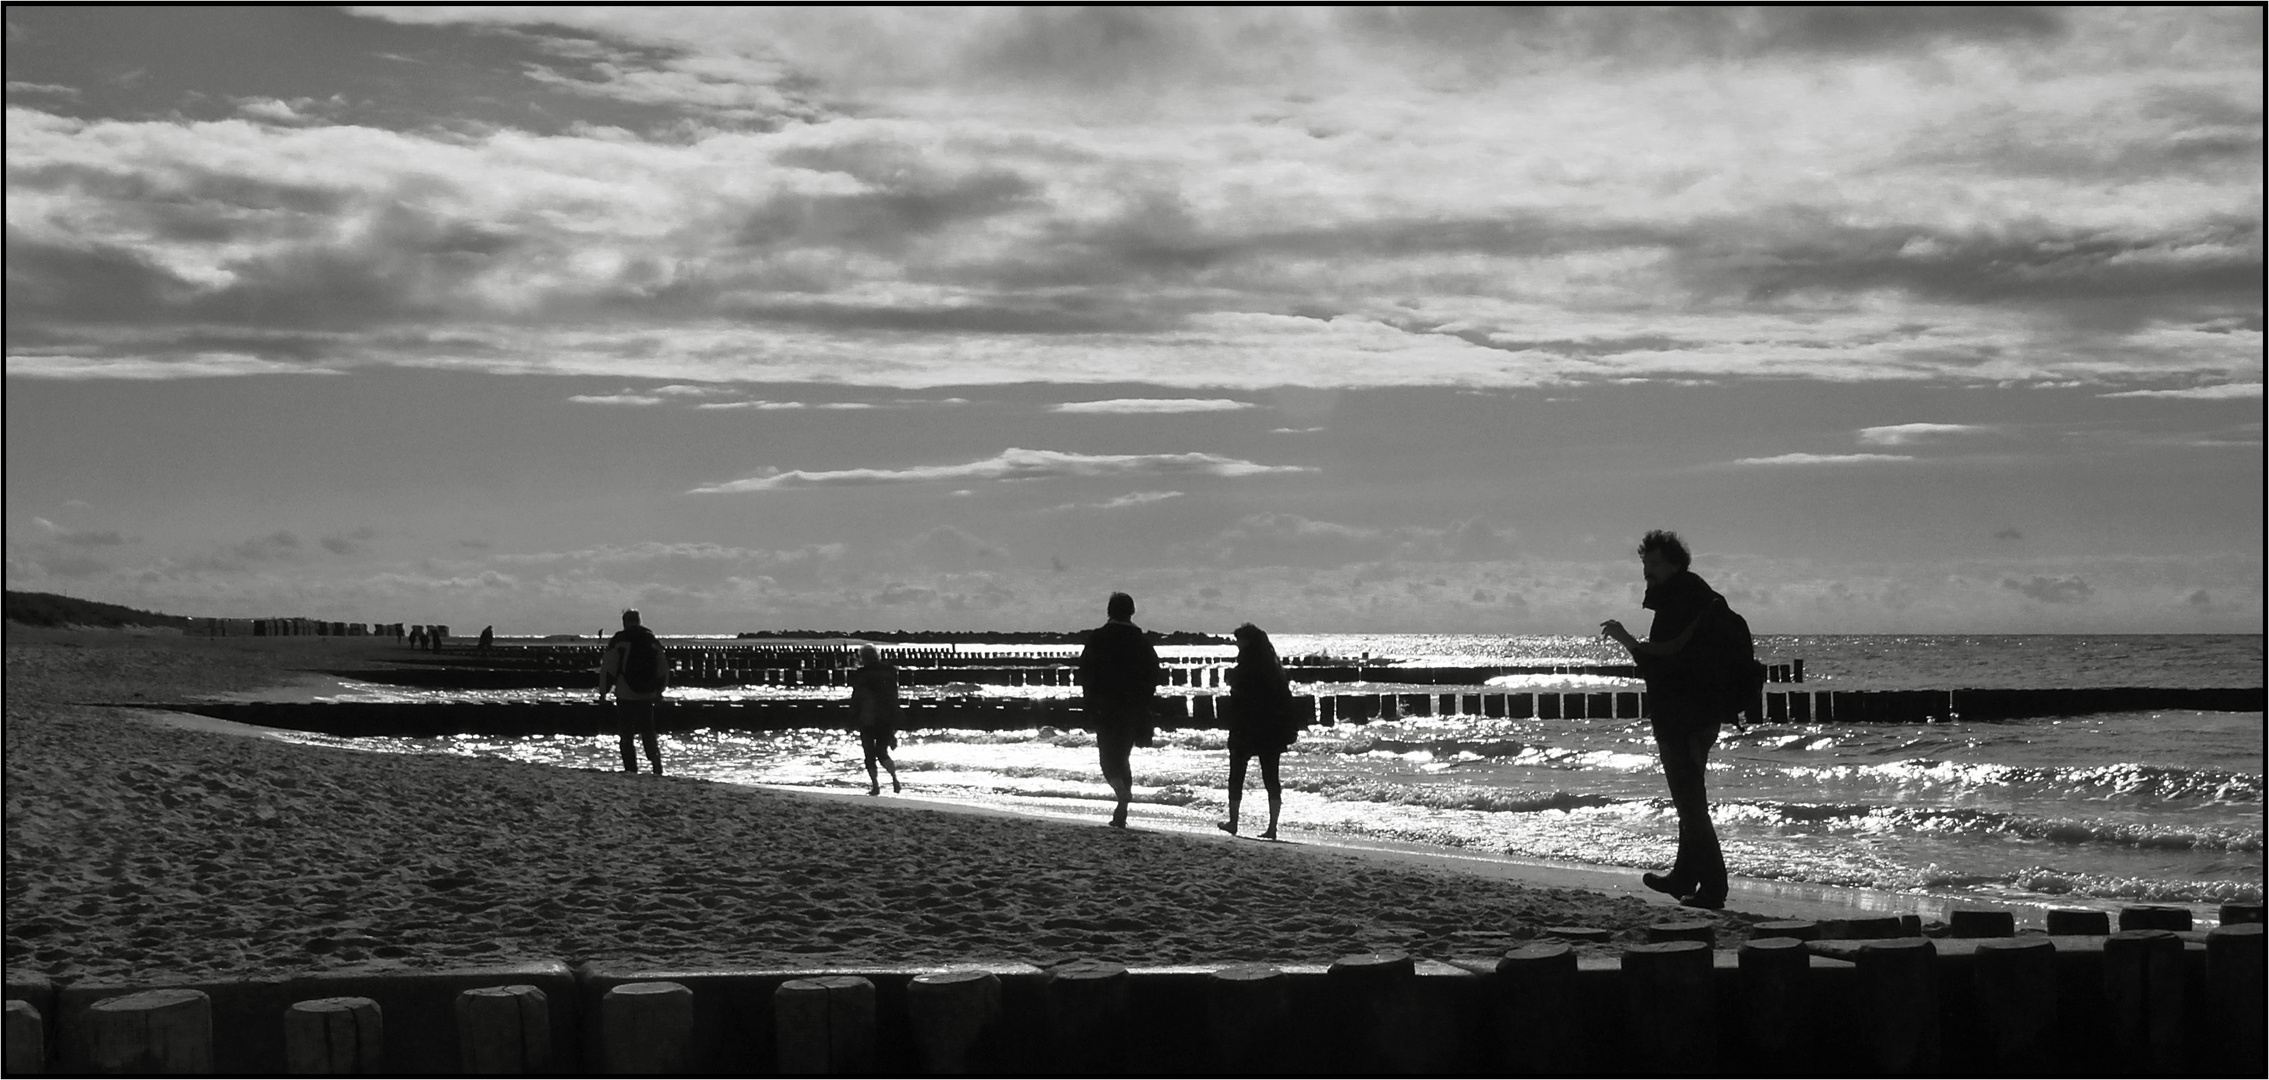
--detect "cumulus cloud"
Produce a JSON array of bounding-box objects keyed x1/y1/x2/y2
[
  {"x1": 1053, "y1": 398, "x2": 1255, "y2": 414},
  {"x1": 320, "y1": 528, "x2": 377, "y2": 556},
  {"x1": 1858, "y1": 423, "x2": 1992, "y2": 446},
  {"x1": 2099, "y1": 382, "x2": 2263, "y2": 400},
  {"x1": 2002, "y1": 575, "x2": 2093, "y2": 604},
  {"x1": 690, "y1": 448, "x2": 1308, "y2": 493},
  {"x1": 4, "y1": 8, "x2": 2257, "y2": 394},
  {"x1": 1994, "y1": 528, "x2": 2024, "y2": 541},
  {"x1": 1731, "y1": 453, "x2": 1915, "y2": 466}
]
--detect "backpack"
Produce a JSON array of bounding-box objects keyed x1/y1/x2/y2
[
  {"x1": 621, "y1": 632, "x2": 667, "y2": 695},
  {"x1": 1706, "y1": 601, "x2": 1768, "y2": 726}
]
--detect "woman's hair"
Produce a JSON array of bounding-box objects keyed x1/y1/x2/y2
[
  {"x1": 1233, "y1": 622, "x2": 1282, "y2": 672},
  {"x1": 1637, "y1": 530, "x2": 1691, "y2": 570},
  {"x1": 858, "y1": 643, "x2": 880, "y2": 664}
]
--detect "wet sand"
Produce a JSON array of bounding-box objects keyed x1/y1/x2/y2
[{"x1": 4, "y1": 627, "x2": 1768, "y2": 986}]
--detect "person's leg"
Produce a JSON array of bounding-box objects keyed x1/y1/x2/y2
[
  {"x1": 1647, "y1": 718, "x2": 1696, "y2": 892},
  {"x1": 1259, "y1": 750, "x2": 1282, "y2": 839},
  {"x1": 1654, "y1": 718, "x2": 1723, "y2": 901},
  {"x1": 1220, "y1": 750, "x2": 1249, "y2": 834},
  {"x1": 864, "y1": 737, "x2": 882, "y2": 795},
  {"x1": 1682, "y1": 724, "x2": 1726, "y2": 899},
  {"x1": 880, "y1": 746, "x2": 900, "y2": 793},
  {"x1": 638, "y1": 702, "x2": 662, "y2": 775},
  {"x1": 1097, "y1": 727, "x2": 1133, "y2": 826}
]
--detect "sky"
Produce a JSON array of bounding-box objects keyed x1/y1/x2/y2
[{"x1": 5, "y1": 6, "x2": 2261, "y2": 635}]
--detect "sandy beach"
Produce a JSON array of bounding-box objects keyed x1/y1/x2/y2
[{"x1": 4, "y1": 627, "x2": 1776, "y2": 988}]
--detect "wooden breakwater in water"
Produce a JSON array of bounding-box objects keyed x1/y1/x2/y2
[
  {"x1": 159, "y1": 682, "x2": 2265, "y2": 738},
  {"x1": 8, "y1": 920, "x2": 2264, "y2": 1075}
]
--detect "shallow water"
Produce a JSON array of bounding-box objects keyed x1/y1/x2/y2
[{"x1": 284, "y1": 634, "x2": 2264, "y2": 918}]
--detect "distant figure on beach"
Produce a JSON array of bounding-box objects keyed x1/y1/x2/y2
[
  {"x1": 1600, "y1": 530, "x2": 1732, "y2": 910},
  {"x1": 1219, "y1": 622, "x2": 1297, "y2": 840},
  {"x1": 1078, "y1": 592, "x2": 1162, "y2": 828},
  {"x1": 478, "y1": 625, "x2": 494, "y2": 652},
  {"x1": 599, "y1": 609, "x2": 669, "y2": 775},
  {"x1": 408, "y1": 625, "x2": 426, "y2": 650},
  {"x1": 849, "y1": 644, "x2": 903, "y2": 796}
]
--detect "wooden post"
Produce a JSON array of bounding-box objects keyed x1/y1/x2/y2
[
  {"x1": 1543, "y1": 926, "x2": 1612, "y2": 943},
  {"x1": 1495, "y1": 943, "x2": 1578, "y2": 1073},
  {"x1": 455, "y1": 984, "x2": 550, "y2": 1075},
  {"x1": 1753, "y1": 919, "x2": 1819, "y2": 941},
  {"x1": 1046, "y1": 961, "x2": 1129, "y2": 1072},
  {"x1": 1619, "y1": 940, "x2": 1714, "y2": 1074},
  {"x1": 774, "y1": 975, "x2": 875, "y2": 1075},
  {"x1": 1737, "y1": 936, "x2": 1809, "y2": 1072},
  {"x1": 2103, "y1": 929, "x2": 2184, "y2": 1074},
  {"x1": 1328, "y1": 951, "x2": 1421, "y2": 1074},
  {"x1": 2117, "y1": 905, "x2": 2192, "y2": 932},
  {"x1": 86, "y1": 988, "x2": 211, "y2": 1075},
  {"x1": 2206, "y1": 923, "x2": 2265, "y2": 1076},
  {"x1": 1856, "y1": 938, "x2": 1939, "y2": 1075},
  {"x1": 601, "y1": 981, "x2": 693, "y2": 1075},
  {"x1": 1205, "y1": 964, "x2": 1287, "y2": 1072},
  {"x1": 1974, "y1": 936, "x2": 2055, "y2": 1070},
  {"x1": 907, "y1": 971, "x2": 1000, "y2": 1075},
  {"x1": 284, "y1": 997, "x2": 383, "y2": 1075},
  {"x1": 1948, "y1": 909, "x2": 2016, "y2": 938},
  {"x1": 6, "y1": 998, "x2": 43, "y2": 1075},
  {"x1": 2220, "y1": 902, "x2": 2265, "y2": 926},
  {"x1": 1645, "y1": 918, "x2": 1716, "y2": 945},
  {"x1": 2045, "y1": 909, "x2": 2110, "y2": 935}
]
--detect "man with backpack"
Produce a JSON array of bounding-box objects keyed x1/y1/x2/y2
[
  {"x1": 1600, "y1": 530, "x2": 1756, "y2": 910},
  {"x1": 599, "y1": 608, "x2": 669, "y2": 775}
]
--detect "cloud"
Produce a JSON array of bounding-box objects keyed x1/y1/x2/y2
[
  {"x1": 909, "y1": 525, "x2": 1004, "y2": 570},
  {"x1": 1042, "y1": 490, "x2": 1185, "y2": 513},
  {"x1": 2099, "y1": 382, "x2": 2263, "y2": 400},
  {"x1": 30, "y1": 517, "x2": 129, "y2": 547},
  {"x1": 1052, "y1": 398, "x2": 1255, "y2": 414},
  {"x1": 1858, "y1": 423, "x2": 1992, "y2": 446},
  {"x1": 691, "y1": 447, "x2": 1309, "y2": 493},
  {"x1": 569, "y1": 393, "x2": 666, "y2": 406},
  {"x1": 1730, "y1": 453, "x2": 1914, "y2": 466},
  {"x1": 1994, "y1": 528, "x2": 2024, "y2": 541},
  {"x1": 4, "y1": 354, "x2": 345, "y2": 380},
  {"x1": 693, "y1": 399, "x2": 876, "y2": 410},
  {"x1": 1198, "y1": 513, "x2": 1518, "y2": 568},
  {"x1": 2187, "y1": 588, "x2": 2212, "y2": 608},
  {"x1": 320, "y1": 528, "x2": 377, "y2": 556},
  {"x1": 5, "y1": 5, "x2": 2259, "y2": 397},
  {"x1": 2002, "y1": 575, "x2": 2093, "y2": 604}
]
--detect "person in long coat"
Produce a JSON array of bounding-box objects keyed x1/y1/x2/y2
[{"x1": 1219, "y1": 622, "x2": 1297, "y2": 839}]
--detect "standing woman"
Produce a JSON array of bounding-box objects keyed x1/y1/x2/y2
[
  {"x1": 849, "y1": 644, "x2": 903, "y2": 795},
  {"x1": 1219, "y1": 623, "x2": 1297, "y2": 839}
]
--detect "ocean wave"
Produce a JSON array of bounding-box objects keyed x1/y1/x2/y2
[
  {"x1": 1993, "y1": 867, "x2": 2264, "y2": 906},
  {"x1": 1776, "y1": 759, "x2": 2262, "y2": 803},
  {"x1": 1286, "y1": 777, "x2": 1630, "y2": 814},
  {"x1": 1720, "y1": 799, "x2": 2263, "y2": 852}
]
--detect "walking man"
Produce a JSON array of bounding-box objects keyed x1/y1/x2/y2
[
  {"x1": 599, "y1": 609, "x2": 669, "y2": 775},
  {"x1": 1078, "y1": 592, "x2": 1162, "y2": 828},
  {"x1": 1601, "y1": 530, "x2": 1732, "y2": 909}
]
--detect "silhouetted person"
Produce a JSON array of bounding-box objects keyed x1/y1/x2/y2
[
  {"x1": 849, "y1": 644, "x2": 902, "y2": 795},
  {"x1": 1601, "y1": 530, "x2": 1729, "y2": 909},
  {"x1": 478, "y1": 625, "x2": 494, "y2": 652},
  {"x1": 1219, "y1": 622, "x2": 1297, "y2": 839},
  {"x1": 408, "y1": 625, "x2": 426, "y2": 650},
  {"x1": 1078, "y1": 591, "x2": 1161, "y2": 828},
  {"x1": 599, "y1": 609, "x2": 669, "y2": 775}
]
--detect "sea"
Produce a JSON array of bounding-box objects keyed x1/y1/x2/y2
[{"x1": 277, "y1": 633, "x2": 2263, "y2": 919}]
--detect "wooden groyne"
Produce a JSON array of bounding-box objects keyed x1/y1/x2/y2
[
  {"x1": 163, "y1": 682, "x2": 2265, "y2": 739},
  {"x1": 7, "y1": 919, "x2": 2263, "y2": 1075}
]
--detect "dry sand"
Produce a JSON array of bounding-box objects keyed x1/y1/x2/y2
[{"x1": 4, "y1": 627, "x2": 1768, "y2": 987}]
